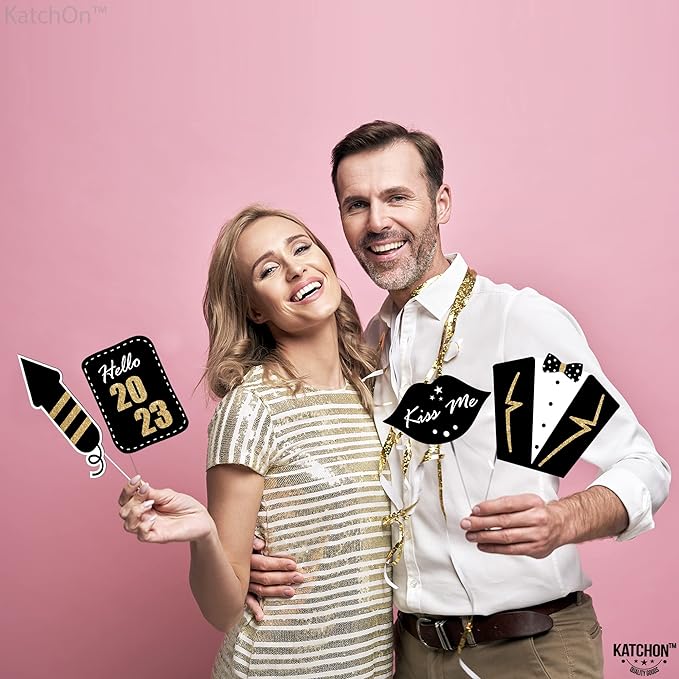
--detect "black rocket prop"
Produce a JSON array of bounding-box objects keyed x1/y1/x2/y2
[
  {"x1": 385, "y1": 375, "x2": 489, "y2": 444},
  {"x1": 493, "y1": 356, "x2": 619, "y2": 477},
  {"x1": 18, "y1": 355, "x2": 106, "y2": 478},
  {"x1": 81, "y1": 336, "x2": 188, "y2": 453}
]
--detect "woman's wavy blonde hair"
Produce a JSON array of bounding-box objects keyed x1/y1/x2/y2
[{"x1": 202, "y1": 205, "x2": 378, "y2": 411}]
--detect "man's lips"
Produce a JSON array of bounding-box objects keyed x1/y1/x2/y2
[{"x1": 365, "y1": 240, "x2": 408, "y2": 259}]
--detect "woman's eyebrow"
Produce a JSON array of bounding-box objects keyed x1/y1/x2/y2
[{"x1": 250, "y1": 234, "x2": 308, "y2": 273}]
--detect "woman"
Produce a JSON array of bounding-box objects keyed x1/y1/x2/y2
[{"x1": 118, "y1": 206, "x2": 394, "y2": 678}]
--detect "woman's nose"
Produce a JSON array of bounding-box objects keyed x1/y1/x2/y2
[{"x1": 286, "y1": 260, "x2": 306, "y2": 281}]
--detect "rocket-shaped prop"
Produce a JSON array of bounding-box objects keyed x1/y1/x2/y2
[{"x1": 18, "y1": 355, "x2": 107, "y2": 478}]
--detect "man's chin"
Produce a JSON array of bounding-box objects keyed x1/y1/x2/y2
[{"x1": 359, "y1": 261, "x2": 417, "y2": 291}]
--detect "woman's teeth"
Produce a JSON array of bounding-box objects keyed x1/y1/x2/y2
[
  {"x1": 293, "y1": 281, "x2": 321, "y2": 301},
  {"x1": 370, "y1": 241, "x2": 406, "y2": 254}
]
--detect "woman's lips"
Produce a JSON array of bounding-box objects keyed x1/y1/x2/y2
[{"x1": 290, "y1": 278, "x2": 324, "y2": 303}]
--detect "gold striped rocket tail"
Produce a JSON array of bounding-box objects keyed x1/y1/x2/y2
[
  {"x1": 19, "y1": 355, "x2": 108, "y2": 479},
  {"x1": 49, "y1": 390, "x2": 106, "y2": 478}
]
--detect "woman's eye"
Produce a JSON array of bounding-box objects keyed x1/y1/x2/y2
[
  {"x1": 260, "y1": 264, "x2": 277, "y2": 279},
  {"x1": 294, "y1": 243, "x2": 311, "y2": 255}
]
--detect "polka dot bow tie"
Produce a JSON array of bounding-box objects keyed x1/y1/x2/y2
[{"x1": 542, "y1": 353, "x2": 583, "y2": 382}]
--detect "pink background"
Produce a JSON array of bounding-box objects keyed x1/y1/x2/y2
[{"x1": 1, "y1": 1, "x2": 677, "y2": 676}]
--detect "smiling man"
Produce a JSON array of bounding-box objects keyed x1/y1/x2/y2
[{"x1": 250, "y1": 121, "x2": 670, "y2": 679}]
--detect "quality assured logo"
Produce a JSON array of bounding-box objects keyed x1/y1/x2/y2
[{"x1": 613, "y1": 643, "x2": 676, "y2": 676}]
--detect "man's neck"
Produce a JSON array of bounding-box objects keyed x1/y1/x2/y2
[{"x1": 389, "y1": 253, "x2": 451, "y2": 311}]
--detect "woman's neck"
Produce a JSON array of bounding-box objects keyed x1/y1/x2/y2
[{"x1": 275, "y1": 320, "x2": 344, "y2": 389}]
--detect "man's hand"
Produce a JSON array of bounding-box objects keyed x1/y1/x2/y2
[
  {"x1": 460, "y1": 493, "x2": 565, "y2": 558},
  {"x1": 461, "y1": 486, "x2": 628, "y2": 559},
  {"x1": 246, "y1": 537, "x2": 304, "y2": 621}
]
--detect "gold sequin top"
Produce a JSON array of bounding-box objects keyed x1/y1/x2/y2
[{"x1": 207, "y1": 365, "x2": 393, "y2": 679}]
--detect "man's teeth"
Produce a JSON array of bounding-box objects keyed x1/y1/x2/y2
[
  {"x1": 293, "y1": 281, "x2": 322, "y2": 302},
  {"x1": 370, "y1": 241, "x2": 406, "y2": 254}
]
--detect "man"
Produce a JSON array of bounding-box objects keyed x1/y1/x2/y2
[{"x1": 249, "y1": 121, "x2": 670, "y2": 678}]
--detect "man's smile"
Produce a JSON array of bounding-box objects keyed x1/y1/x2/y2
[{"x1": 368, "y1": 240, "x2": 407, "y2": 254}]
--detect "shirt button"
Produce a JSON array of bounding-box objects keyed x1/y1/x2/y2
[{"x1": 409, "y1": 579, "x2": 419, "y2": 588}]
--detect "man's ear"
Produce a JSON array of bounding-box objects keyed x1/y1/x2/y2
[{"x1": 436, "y1": 184, "x2": 452, "y2": 226}]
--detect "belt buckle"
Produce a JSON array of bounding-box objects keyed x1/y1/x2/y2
[{"x1": 416, "y1": 617, "x2": 455, "y2": 651}]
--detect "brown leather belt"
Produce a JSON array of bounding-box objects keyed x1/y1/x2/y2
[{"x1": 399, "y1": 592, "x2": 580, "y2": 650}]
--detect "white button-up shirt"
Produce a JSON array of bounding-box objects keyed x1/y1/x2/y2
[{"x1": 366, "y1": 253, "x2": 670, "y2": 616}]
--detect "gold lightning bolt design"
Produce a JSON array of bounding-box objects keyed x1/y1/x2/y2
[
  {"x1": 504, "y1": 371, "x2": 522, "y2": 453},
  {"x1": 537, "y1": 394, "x2": 605, "y2": 468}
]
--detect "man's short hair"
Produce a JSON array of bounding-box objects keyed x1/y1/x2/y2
[{"x1": 331, "y1": 120, "x2": 444, "y2": 200}]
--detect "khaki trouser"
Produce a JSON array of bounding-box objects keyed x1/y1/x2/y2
[{"x1": 394, "y1": 594, "x2": 604, "y2": 679}]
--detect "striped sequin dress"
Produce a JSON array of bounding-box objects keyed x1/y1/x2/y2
[{"x1": 207, "y1": 365, "x2": 393, "y2": 679}]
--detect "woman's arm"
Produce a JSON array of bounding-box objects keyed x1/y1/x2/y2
[
  {"x1": 190, "y1": 464, "x2": 264, "y2": 631},
  {"x1": 118, "y1": 466, "x2": 264, "y2": 633}
]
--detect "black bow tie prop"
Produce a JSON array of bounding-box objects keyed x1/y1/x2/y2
[
  {"x1": 542, "y1": 353, "x2": 583, "y2": 382},
  {"x1": 385, "y1": 375, "x2": 489, "y2": 444},
  {"x1": 493, "y1": 356, "x2": 619, "y2": 477}
]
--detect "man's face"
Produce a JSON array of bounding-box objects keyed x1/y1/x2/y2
[{"x1": 336, "y1": 141, "x2": 449, "y2": 293}]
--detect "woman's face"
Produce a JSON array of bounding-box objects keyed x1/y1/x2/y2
[{"x1": 235, "y1": 215, "x2": 342, "y2": 336}]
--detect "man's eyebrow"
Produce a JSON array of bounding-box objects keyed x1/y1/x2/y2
[
  {"x1": 250, "y1": 234, "x2": 307, "y2": 273},
  {"x1": 380, "y1": 186, "x2": 414, "y2": 198},
  {"x1": 341, "y1": 194, "x2": 365, "y2": 211},
  {"x1": 341, "y1": 186, "x2": 414, "y2": 211}
]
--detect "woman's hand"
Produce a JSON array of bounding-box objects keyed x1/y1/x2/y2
[{"x1": 118, "y1": 476, "x2": 216, "y2": 544}]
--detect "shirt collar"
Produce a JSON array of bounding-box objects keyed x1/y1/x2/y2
[{"x1": 377, "y1": 253, "x2": 468, "y2": 326}]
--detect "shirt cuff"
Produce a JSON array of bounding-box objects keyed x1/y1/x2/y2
[{"x1": 587, "y1": 467, "x2": 654, "y2": 541}]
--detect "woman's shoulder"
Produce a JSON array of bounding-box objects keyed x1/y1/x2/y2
[
  {"x1": 211, "y1": 364, "x2": 289, "y2": 417},
  {"x1": 207, "y1": 365, "x2": 281, "y2": 472},
  {"x1": 212, "y1": 365, "x2": 266, "y2": 411}
]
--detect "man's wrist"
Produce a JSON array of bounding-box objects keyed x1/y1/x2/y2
[{"x1": 546, "y1": 498, "x2": 573, "y2": 548}]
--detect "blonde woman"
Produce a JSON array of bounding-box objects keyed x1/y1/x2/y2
[{"x1": 118, "y1": 206, "x2": 394, "y2": 679}]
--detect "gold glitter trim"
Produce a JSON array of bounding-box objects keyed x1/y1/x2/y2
[
  {"x1": 379, "y1": 428, "x2": 401, "y2": 474},
  {"x1": 383, "y1": 502, "x2": 418, "y2": 566},
  {"x1": 421, "y1": 445, "x2": 435, "y2": 463},
  {"x1": 457, "y1": 618, "x2": 475, "y2": 654},
  {"x1": 504, "y1": 371, "x2": 522, "y2": 454},
  {"x1": 429, "y1": 268, "x2": 476, "y2": 383},
  {"x1": 410, "y1": 273, "x2": 443, "y2": 299},
  {"x1": 401, "y1": 438, "x2": 412, "y2": 476},
  {"x1": 379, "y1": 267, "x2": 477, "y2": 576},
  {"x1": 437, "y1": 453, "x2": 446, "y2": 518},
  {"x1": 538, "y1": 395, "x2": 605, "y2": 467}
]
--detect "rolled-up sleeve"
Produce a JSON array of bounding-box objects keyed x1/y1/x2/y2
[{"x1": 503, "y1": 288, "x2": 670, "y2": 539}]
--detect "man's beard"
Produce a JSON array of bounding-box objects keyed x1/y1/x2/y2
[{"x1": 354, "y1": 214, "x2": 439, "y2": 292}]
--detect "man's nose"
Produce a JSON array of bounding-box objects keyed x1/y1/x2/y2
[{"x1": 367, "y1": 204, "x2": 390, "y2": 232}]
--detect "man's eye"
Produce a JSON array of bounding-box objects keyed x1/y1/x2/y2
[
  {"x1": 391, "y1": 195, "x2": 406, "y2": 202},
  {"x1": 349, "y1": 201, "x2": 367, "y2": 211}
]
